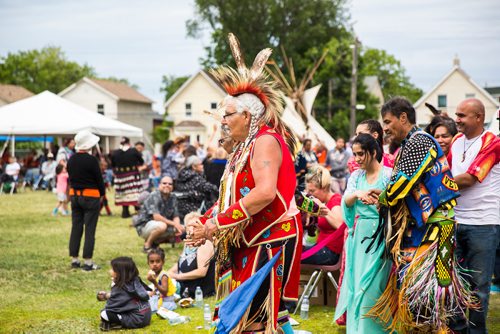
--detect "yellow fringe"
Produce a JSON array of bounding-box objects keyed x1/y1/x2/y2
[
  {"x1": 230, "y1": 293, "x2": 273, "y2": 334},
  {"x1": 388, "y1": 201, "x2": 410, "y2": 266},
  {"x1": 366, "y1": 271, "x2": 398, "y2": 327}
]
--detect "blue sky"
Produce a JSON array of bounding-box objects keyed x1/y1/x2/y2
[{"x1": 1, "y1": 0, "x2": 499, "y2": 111}]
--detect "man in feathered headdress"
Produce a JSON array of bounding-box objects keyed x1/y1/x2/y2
[{"x1": 186, "y1": 34, "x2": 302, "y2": 334}]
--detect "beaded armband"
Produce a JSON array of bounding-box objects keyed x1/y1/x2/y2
[{"x1": 215, "y1": 200, "x2": 250, "y2": 228}]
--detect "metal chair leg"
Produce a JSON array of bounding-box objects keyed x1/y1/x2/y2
[
  {"x1": 307, "y1": 270, "x2": 324, "y2": 300},
  {"x1": 294, "y1": 270, "x2": 319, "y2": 315},
  {"x1": 326, "y1": 271, "x2": 338, "y2": 290}
]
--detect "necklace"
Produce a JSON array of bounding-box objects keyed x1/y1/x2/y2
[{"x1": 462, "y1": 129, "x2": 484, "y2": 162}]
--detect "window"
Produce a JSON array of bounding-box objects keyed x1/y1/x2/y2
[
  {"x1": 437, "y1": 95, "x2": 447, "y2": 108},
  {"x1": 465, "y1": 93, "x2": 475, "y2": 98},
  {"x1": 185, "y1": 103, "x2": 192, "y2": 117},
  {"x1": 97, "y1": 104, "x2": 104, "y2": 115},
  {"x1": 211, "y1": 102, "x2": 217, "y2": 109}
]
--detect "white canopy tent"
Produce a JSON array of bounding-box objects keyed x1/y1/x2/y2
[
  {"x1": 281, "y1": 84, "x2": 337, "y2": 149},
  {"x1": 0, "y1": 91, "x2": 143, "y2": 154}
]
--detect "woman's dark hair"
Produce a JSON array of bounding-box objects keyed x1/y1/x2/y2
[
  {"x1": 110, "y1": 257, "x2": 139, "y2": 288},
  {"x1": 352, "y1": 133, "x2": 382, "y2": 163},
  {"x1": 120, "y1": 137, "x2": 130, "y2": 145},
  {"x1": 425, "y1": 115, "x2": 458, "y2": 138},
  {"x1": 358, "y1": 119, "x2": 384, "y2": 151},
  {"x1": 147, "y1": 247, "x2": 165, "y2": 261},
  {"x1": 55, "y1": 163, "x2": 64, "y2": 175},
  {"x1": 162, "y1": 140, "x2": 175, "y2": 157}
]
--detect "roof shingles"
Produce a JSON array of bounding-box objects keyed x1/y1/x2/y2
[
  {"x1": 0, "y1": 84, "x2": 34, "y2": 103},
  {"x1": 89, "y1": 78, "x2": 153, "y2": 104}
]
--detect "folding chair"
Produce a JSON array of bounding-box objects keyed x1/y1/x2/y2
[
  {"x1": 294, "y1": 262, "x2": 341, "y2": 314},
  {"x1": 0, "y1": 179, "x2": 17, "y2": 195}
]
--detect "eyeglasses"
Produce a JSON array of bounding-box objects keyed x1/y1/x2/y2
[
  {"x1": 222, "y1": 111, "x2": 238, "y2": 120},
  {"x1": 218, "y1": 136, "x2": 231, "y2": 145},
  {"x1": 161, "y1": 182, "x2": 173, "y2": 186}
]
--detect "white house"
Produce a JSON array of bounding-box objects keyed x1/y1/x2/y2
[
  {"x1": 164, "y1": 70, "x2": 225, "y2": 145},
  {"x1": 414, "y1": 57, "x2": 499, "y2": 128},
  {"x1": 59, "y1": 77, "x2": 155, "y2": 146}
]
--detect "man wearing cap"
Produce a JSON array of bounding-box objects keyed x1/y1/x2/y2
[
  {"x1": 67, "y1": 130, "x2": 105, "y2": 271},
  {"x1": 37, "y1": 152, "x2": 57, "y2": 190}
]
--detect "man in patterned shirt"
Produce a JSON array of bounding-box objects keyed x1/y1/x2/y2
[
  {"x1": 134, "y1": 176, "x2": 185, "y2": 252},
  {"x1": 365, "y1": 97, "x2": 475, "y2": 333}
]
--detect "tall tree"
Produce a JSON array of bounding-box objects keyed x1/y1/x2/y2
[
  {"x1": 0, "y1": 46, "x2": 95, "y2": 93},
  {"x1": 160, "y1": 74, "x2": 190, "y2": 102},
  {"x1": 187, "y1": 0, "x2": 350, "y2": 70},
  {"x1": 360, "y1": 48, "x2": 423, "y2": 103}
]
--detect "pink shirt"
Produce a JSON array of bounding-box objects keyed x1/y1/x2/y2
[{"x1": 56, "y1": 172, "x2": 69, "y2": 193}]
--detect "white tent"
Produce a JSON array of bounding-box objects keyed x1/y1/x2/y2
[
  {"x1": 281, "y1": 85, "x2": 337, "y2": 149},
  {"x1": 0, "y1": 91, "x2": 143, "y2": 137}
]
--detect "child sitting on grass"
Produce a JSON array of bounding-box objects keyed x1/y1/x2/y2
[
  {"x1": 146, "y1": 248, "x2": 177, "y2": 311},
  {"x1": 97, "y1": 257, "x2": 151, "y2": 331},
  {"x1": 52, "y1": 163, "x2": 69, "y2": 216}
]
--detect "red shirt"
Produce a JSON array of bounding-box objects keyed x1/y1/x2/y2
[{"x1": 316, "y1": 193, "x2": 346, "y2": 254}]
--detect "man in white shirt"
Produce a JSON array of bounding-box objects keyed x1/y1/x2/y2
[{"x1": 449, "y1": 98, "x2": 500, "y2": 334}]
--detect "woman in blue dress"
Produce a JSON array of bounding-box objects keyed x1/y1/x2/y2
[{"x1": 334, "y1": 133, "x2": 392, "y2": 333}]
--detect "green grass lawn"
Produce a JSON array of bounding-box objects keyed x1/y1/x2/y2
[{"x1": 0, "y1": 190, "x2": 498, "y2": 333}]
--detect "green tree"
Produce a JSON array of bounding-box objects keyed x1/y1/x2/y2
[
  {"x1": 360, "y1": 48, "x2": 423, "y2": 103},
  {"x1": 0, "y1": 46, "x2": 95, "y2": 93},
  {"x1": 160, "y1": 74, "x2": 190, "y2": 102},
  {"x1": 187, "y1": 0, "x2": 350, "y2": 70},
  {"x1": 310, "y1": 37, "x2": 380, "y2": 140}
]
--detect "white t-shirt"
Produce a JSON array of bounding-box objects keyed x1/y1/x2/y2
[
  {"x1": 451, "y1": 131, "x2": 500, "y2": 225},
  {"x1": 5, "y1": 162, "x2": 20, "y2": 176}
]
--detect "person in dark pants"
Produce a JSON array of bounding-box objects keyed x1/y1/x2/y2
[{"x1": 67, "y1": 130, "x2": 105, "y2": 271}]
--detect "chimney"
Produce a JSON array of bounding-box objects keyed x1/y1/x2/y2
[{"x1": 453, "y1": 54, "x2": 460, "y2": 67}]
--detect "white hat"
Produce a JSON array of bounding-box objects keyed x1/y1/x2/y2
[{"x1": 74, "y1": 130, "x2": 100, "y2": 151}]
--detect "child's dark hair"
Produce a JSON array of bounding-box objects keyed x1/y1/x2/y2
[
  {"x1": 358, "y1": 119, "x2": 384, "y2": 151},
  {"x1": 110, "y1": 257, "x2": 139, "y2": 288},
  {"x1": 55, "y1": 163, "x2": 64, "y2": 175},
  {"x1": 147, "y1": 248, "x2": 165, "y2": 261},
  {"x1": 353, "y1": 133, "x2": 383, "y2": 163}
]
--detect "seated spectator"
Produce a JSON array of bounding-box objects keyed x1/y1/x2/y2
[
  {"x1": 174, "y1": 155, "x2": 218, "y2": 221},
  {"x1": 133, "y1": 176, "x2": 185, "y2": 253},
  {"x1": 167, "y1": 212, "x2": 215, "y2": 298},
  {"x1": 23, "y1": 149, "x2": 41, "y2": 187},
  {"x1": 4, "y1": 156, "x2": 21, "y2": 182},
  {"x1": 36, "y1": 152, "x2": 57, "y2": 190},
  {"x1": 145, "y1": 248, "x2": 177, "y2": 311},
  {"x1": 301, "y1": 165, "x2": 346, "y2": 265}
]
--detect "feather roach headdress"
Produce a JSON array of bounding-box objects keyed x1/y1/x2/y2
[{"x1": 209, "y1": 33, "x2": 296, "y2": 152}]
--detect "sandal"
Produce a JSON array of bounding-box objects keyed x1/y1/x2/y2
[{"x1": 142, "y1": 246, "x2": 152, "y2": 253}]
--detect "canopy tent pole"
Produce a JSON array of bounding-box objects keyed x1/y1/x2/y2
[
  {"x1": 0, "y1": 135, "x2": 10, "y2": 157},
  {"x1": 105, "y1": 136, "x2": 110, "y2": 154},
  {"x1": 11, "y1": 135, "x2": 15, "y2": 156}
]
